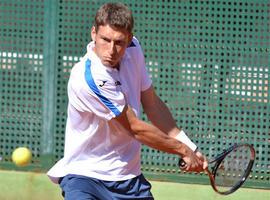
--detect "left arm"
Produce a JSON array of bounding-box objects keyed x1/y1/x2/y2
[
  {"x1": 141, "y1": 85, "x2": 179, "y2": 137},
  {"x1": 141, "y1": 85, "x2": 208, "y2": 170}
]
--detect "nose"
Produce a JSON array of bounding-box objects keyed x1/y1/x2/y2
[{"x1": 108, "y1": 42, "x2": 116, "y2": 55}]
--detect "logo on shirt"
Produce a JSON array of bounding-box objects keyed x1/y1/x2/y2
[
  {"x1": 98, "y1": 80, "x2": 121, "y2": 87},
  {"x1": 99, "y1": 80, "x2": 107, "y2": 87},
  {"x1": 115, "y1": 81, "x2": 121, "y2": 86}
]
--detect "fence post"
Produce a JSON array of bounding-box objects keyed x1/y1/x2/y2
[{"x1": 41, "y1": 0, "x2": 58, "y2": 169}]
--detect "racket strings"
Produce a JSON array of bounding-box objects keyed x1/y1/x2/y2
[{"x1": 214, "y1": 146, "x2": 251, "y2": 192}]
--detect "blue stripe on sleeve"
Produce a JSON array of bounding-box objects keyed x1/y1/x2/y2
[{"x1": 84, "y1": 59, "x2": 121, "y2": 116}]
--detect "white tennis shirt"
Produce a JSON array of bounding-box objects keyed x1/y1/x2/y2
[{"x1": 47, "y1": 37, "x2": 152, "y2": 183}]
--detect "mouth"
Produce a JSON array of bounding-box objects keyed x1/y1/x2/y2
[
  {"x1": 104, "y1": 57, "x2": 113, "y2": 62},
  {"x1": 105, "y1": 55, "x2": 119, "y2": 61},
  {"x1": 104, "y1": 56, "x2": 116, "y2": 61},
  {"x1": 102, "y1": 58, "x2": 118, "y2": 67}
]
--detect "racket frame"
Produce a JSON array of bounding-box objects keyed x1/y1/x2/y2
[
  {"x1": 208, "y1": 143, "x2": 255, "y2": 195},
  {"x1": 178, "y1": 143, "x2": 255, "y2": 195}
]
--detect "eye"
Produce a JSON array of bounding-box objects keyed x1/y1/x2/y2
[
  {"x1": 115, "y1": 40, "x2": 126, "y2": 47},
  {"x1": 101, "y1": 37, "x2": 110, "y2": 43}
]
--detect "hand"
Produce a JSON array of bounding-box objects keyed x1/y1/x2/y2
[
  {"x1": 195, "y1": 151, "x2": 208, "y2": 170},
  {"x1": 180, "y1": 149, "x2": 208, "y2": 173}
]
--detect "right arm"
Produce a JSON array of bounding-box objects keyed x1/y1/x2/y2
[{"x1": 114, "y1": 105, "x2": 204, "y2": 172}]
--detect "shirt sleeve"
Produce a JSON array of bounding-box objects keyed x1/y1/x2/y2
[{"x1": 67, "y1": 60, "x2": 126, "y2": 121}]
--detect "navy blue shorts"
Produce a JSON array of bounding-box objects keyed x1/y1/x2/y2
[{"x1": 59, "y1": 174, "x2": 154, "y2": 200}]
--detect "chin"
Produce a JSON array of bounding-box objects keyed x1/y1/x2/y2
[
  {"x1": 102, "y1": 61, "x2": 118, "y2": 68},
  {"x1": 102, "y1": 62, "x2": 113, "y2": 68}
]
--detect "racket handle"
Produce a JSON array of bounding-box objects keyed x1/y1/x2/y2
[{"x1": 178, "y1": 158, "x2": 187, "y2": 168}]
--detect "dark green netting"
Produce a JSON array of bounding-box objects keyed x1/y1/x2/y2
[{"x1": 0, "y1": 0, "x2": 269, "y2": 188}]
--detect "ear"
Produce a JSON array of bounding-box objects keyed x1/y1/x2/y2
[
  {"x1": 128, "y1": 32, "x2": 133, "y2": 45},
  {"x1": 91, "y1": 26, "x2": 97, "y2": 42}
]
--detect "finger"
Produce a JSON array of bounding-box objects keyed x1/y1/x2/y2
[
  {"x1": 195, "y1": 151, "x2": 203, "y2": 158},
  {"x1": 195, "y1": 151, "x2": 208, "y2": 169},
  {"x1": 194, "y1": 157, "x2": 204, "y2": 172},
  {"x1": 203, "y1": 157, "x2": 208, "y2": 170}
]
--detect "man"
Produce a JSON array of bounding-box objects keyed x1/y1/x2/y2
[{"x1": 47, "y1": 2, "x2": 207, "y2": 200}]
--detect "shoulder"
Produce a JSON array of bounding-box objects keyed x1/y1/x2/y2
[
  {"x1": 67, "y1": 56, "x2": 89, "y2": 93},
  {"x1": 70, "y1": 55, "x2": 88, "y2": 77},
  {"x1": 127, "y1": 37, "x2": 141, "y2": 50},
  {"x1": 125, "y1": 37, "x2": 145, "y2": 60}
]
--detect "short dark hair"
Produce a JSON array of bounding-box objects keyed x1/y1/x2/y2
[{"x1": 94, "y1": 3, "x2": 134, "y2": 33}]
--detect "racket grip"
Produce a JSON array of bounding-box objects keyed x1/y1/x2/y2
[{"x1": 178, "y1": 158, "x2": 187, "y2": 168}]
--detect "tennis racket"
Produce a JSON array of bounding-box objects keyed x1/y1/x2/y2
[{"x1": 179, "y1": 143, "x2": 255, "y2": 195}]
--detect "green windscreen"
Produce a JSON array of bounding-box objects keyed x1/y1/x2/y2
[{"x1": 0, "y1": 0, "x2": 269, "y2": 189}]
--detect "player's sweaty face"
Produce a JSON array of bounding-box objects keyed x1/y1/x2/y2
[{"x1": 91, "y1": 25, "x2": 132, "y2": 68}]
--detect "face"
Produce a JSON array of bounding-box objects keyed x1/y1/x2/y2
[{"x1": 91, "y1": 24, "x2": 132, "y2": 68}]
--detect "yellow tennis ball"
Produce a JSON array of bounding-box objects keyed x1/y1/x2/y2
[{"x1": 12, "y1": 147, "x2": 32, "y2": 167}]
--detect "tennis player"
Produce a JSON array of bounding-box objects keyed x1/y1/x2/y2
[{"x1": 47, "y1": 2, "x2": 207, "y2": 200}]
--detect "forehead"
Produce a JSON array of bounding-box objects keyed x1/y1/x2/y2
[{"x1": 96, "y1": 24, "x2": 130, "y2": 40}]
